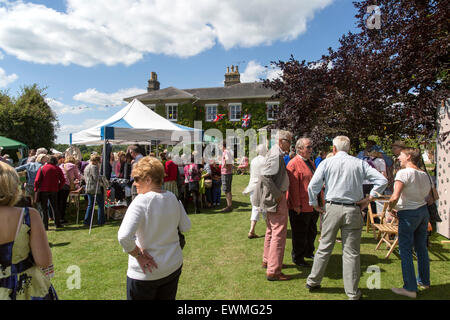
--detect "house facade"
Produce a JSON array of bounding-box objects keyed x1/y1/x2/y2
[{"x1": 123, "y1": 66, "x2": 280, "y2": 135}]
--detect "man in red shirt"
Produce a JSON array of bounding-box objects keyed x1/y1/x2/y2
[
  {"x1": 163, "y1": 153, "x2": 179, "y2": 197},
  {"x1": 286, "y1": 137, "x2": 322, "y2": 267},
  {"x1": 35, "y1": 155, "x2": 66, "y2": 230}
]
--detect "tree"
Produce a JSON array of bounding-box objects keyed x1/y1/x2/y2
[
  {"x1": 264, "y1": 0, "x2": 449, "y2": 151},
  {"x1": 0, "y1": 84, "x2": 58, "y2": 149}
]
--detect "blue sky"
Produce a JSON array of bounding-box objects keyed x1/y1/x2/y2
[{"x1": 0, "y1": 0, "x2": 360, "y2": 145}]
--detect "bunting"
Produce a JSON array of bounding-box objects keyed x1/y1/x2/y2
[
  {"x1": 213, "y1": 114, "x2": 225, "y2": 123},
  {"x1": 241, "y1": 114, "x2": 251, "y2": 128}
]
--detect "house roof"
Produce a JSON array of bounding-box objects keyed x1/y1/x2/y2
[{"x1": 124, "y1": 82, "x2": 276, "y2": 103}]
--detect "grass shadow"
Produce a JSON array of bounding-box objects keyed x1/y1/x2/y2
[{"x1": 49, "y1": 242, "x2": 70, "y2": 248}]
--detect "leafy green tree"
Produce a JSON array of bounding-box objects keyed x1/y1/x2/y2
[{"x1": 0, "y1": 84, "x2": 58, "y2": 149}]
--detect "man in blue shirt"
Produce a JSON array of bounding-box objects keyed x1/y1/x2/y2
[
  {"x1": 15, "y1": 154, "x2": 48, "y2": 205},
  {"x1": 306, "y1": 136, "x2": 387, "y2": 300},
  {"x1": 314, "y1": 150, "x2": 327, "y2": 168}
]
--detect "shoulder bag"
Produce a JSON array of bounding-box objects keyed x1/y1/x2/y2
[{"x1": 421, "y1": 157, "x2": 441, "y2": 223}]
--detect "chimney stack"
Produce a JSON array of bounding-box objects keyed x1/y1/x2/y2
[
  {"x1": 224, "y1": 65, "x2": 241, "y2": 87},
  {"x1": 147, "y1": 72, "x2": 160, "y2": 92}
]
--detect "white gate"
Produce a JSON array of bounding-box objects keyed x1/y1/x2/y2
[{"x1": 437, "y1": 99, "x2": 450, "y2": 238}]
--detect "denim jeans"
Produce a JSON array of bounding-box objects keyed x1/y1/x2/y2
[
  {"x1": 84, "y1": 192, "x2": 105, "y2": 226},
  {"x1": 398, "y1": 205, "x2": 430, "y2": 292}
]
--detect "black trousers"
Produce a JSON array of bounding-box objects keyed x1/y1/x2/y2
[
  {"x1": 40, "y1": 192, "x2": 61, "y2": 229},
  {"x1": 289, "y1": 210, "x2": 319, "y2": 263},
  {"x1": 362, "y1": 184, "x2": 377, "y2": 219},
  {"x1": 126, "y1": 266, "x2": 182, "y2": 300},
  {"x1": 58, "y1": 187, "x2": 70, "y2": 221}
]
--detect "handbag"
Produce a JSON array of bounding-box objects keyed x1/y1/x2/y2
[
  {"x1": 204, "y1": 179, "x2": 213, "y2": 189},
  {"x1": 178, "y1": 228, "x2": 186, "y2": 249},
  {"x1": 178, "y1": 200, "x2": 187, "y2": 249},
  {"x1": 421, "y1": 157, "x2": 441, "y2": 223}
]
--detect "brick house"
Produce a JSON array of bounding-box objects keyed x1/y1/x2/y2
[{"x1": 123, "y1": 66, "x2": 280, "y2": 132}]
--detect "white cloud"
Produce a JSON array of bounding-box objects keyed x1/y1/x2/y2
[
  {"x1": 241, "y1": 60, "x2": 282, "y2": 82},
  {"x1": 0, "y1": 67, "x2": 17, "y2": 87},
  {"x1": 73, "y1": 87, "x2": 146, "y2": 106},
  {"x1": 0, "y1": 0, "x2": 334, "y2": 66}
]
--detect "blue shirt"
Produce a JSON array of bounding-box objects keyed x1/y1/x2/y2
[
  {"x1": 15, "y1": 162, "x2": 43, "y2": 186},
  {"x1": 314, "y1": 156, "x2": 323, "y2": 168},
  {"x1": 356, "y1": 145, "x2": 393, "y2": 168},
  {"x1": 283, "y1": 154, "x2": 290, "y2": 167},
  {"x1": 308, "y1": 151, "x2": 388, "y2": 206}
]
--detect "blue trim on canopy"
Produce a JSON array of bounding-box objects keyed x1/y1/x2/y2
[
  {"x1": 100, "y1": 126, "x2": 115, "y2": 140},
  {"x1": 104, "y1": 118, "x2": 132, "y2": 128},
  {"x1": 174, "y1": 123, "x2": 194, "y2": 131}
]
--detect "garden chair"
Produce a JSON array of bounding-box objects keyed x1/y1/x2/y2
[
  {"x1": 372, "y1": 202, "x2": 399, "y2": 259},
  {"x1": 366, "y1": 196, "x2": 389, "y2": 237}
]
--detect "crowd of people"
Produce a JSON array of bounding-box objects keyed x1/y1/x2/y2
[
  {"x1": 0, "y1": 133, "x2": 437, "y2": 300},
  {"x1": 245, "y1": 133, "x2": 434, "y2": 300}
]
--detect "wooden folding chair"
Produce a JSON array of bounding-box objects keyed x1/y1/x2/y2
[
  {"x1": 372, "y1": 205, "x2": 399, "y2": 259},
  {"x1": 366, "y1": 197, "x2": 389, "y2": 238},
  {"x1": 68, "y1": 188, "x2": 82, "y2": 224}
]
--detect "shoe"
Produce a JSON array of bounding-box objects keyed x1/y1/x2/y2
[
  {"x1": 266, "y1": 273, "x2": 291, "y2": 281},
  {"x1": 221, "y1": 206, "x2": 233, "y2": 213},
  {"x1": 305, "y1": 283, "x2": 321, "y2": 292},
  {"x1": 417, "y1": 283, "x2": 430, "y2": 290},
  {"x1": 391, "y1": 287, "x2": 417, "y2": 298},
  {"x1": 306, "y1": 254, "x2": 315, "y2": 259},
  {"x1": 248, "y1": 232, "x2": 258, "y2": 239},
  {"x1": 55, "y1": 224, "x2": 64, "y2": 229},
  {"x1": 294, "y1": 259, "x2": 311, "y2": 267}
]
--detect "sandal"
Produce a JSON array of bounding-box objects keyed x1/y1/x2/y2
[{"x1": 248, "y1": 232, "x2": 258, "y2": 239}]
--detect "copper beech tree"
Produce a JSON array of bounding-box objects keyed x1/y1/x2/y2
[{"x1": 264, "y1": 0, "x2": 449, "y2": 151}]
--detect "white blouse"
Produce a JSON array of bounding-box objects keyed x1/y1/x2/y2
[{"x1": 118, "y1": 191, "x2": 191, "y2": 281}]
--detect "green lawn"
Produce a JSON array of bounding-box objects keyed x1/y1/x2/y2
[{"x1": 47, "y1": 175, "x2": 450, "y2": 300}]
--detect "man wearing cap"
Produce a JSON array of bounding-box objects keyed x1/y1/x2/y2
[{"x1": 306, "y1": 136, "x2": 388, "y2": 300}]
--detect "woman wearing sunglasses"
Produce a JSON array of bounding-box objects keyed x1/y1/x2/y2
[{"x1": 118, "y1": 156, "x2": 191, "y2": 300}]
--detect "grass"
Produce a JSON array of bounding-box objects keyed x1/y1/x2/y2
[{"x1": 47, "y1": 175, "x2": 450, "y2": 300}]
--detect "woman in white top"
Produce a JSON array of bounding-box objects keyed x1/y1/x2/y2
[
  {"x1": 243, "y1": 144, "x2": 267, "y2": 239},
  {"x1": 118, "y1": 156, "x2": 191, "y2": 300},
  {"x1": 387, "y1": 148, "x2": 432, "y2": 299}
]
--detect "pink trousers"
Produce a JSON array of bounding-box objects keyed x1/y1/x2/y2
[{"x1": 263, "y1": 193, "x2": 288, "y2": 276}]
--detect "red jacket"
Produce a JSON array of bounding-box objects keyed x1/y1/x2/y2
[
  {"x1": 34, "y1": 163, "x2": 66, "y2": 192},
  {"x1": 164, "y1": 160, "x2": 178, "y2": 182},
  {"x1": 286, "y1": 155, "x2": 322, "y2": 212}
]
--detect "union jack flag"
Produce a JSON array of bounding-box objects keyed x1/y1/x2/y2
[
  {"x1": 213, "y1": 114, "x2": 225, "y2": 123},
  {"x1": 242, "y1": 114, "x2": 251, "y2": 128}
]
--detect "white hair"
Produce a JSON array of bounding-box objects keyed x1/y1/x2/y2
[
  {"x1": 256, "y1": 144, "x2": 267, "y2": 156},
  {"x1": 333, "y1": 136, "x2": 351, "y2": 152},
  {"x1": 276, "y1": 130, "x2": 293, "y2": 142},
  {"x1": 36, "y1": 147, "x2": 48, "y2": 156},
  {"x1": 295, "y1": 137, "x2": 311, "y2": 152}
]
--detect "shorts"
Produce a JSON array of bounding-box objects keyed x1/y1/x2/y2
[{"x1": 222, "y1": 174, "x2": 232, "y2": 193}]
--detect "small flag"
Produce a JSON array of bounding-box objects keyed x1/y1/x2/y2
[
  {"x1": 213, "y1": 114, "x2": 225, "y2": 123},
  {"x1": 242, "y1": 114, "x2": 251, "y2": 128}
]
